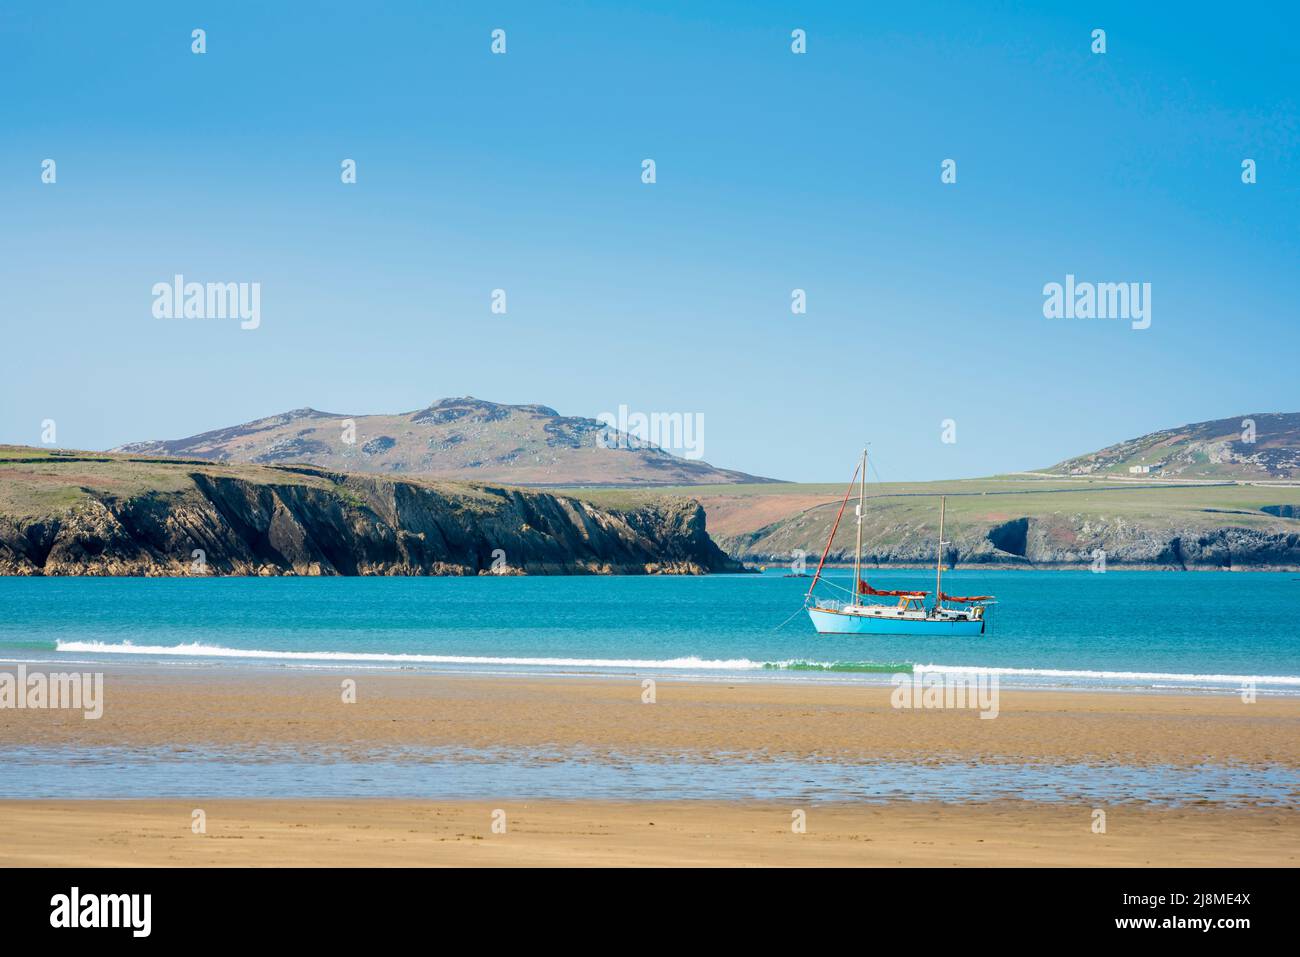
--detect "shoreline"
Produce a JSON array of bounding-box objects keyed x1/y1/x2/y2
[
  {"x1": 11, "y1": 653, "x2": 1298, "y2": 698},
  {"x1": 6, "y1": 565, "x2": 1300, "y2": 576},
  {"x1": 771, "y1": 564, "x2": 1300, "y2": 572}
]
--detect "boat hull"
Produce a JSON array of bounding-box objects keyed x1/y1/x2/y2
[{"x1": 807, "y1": 607, "x2": 985, "y2": 636}]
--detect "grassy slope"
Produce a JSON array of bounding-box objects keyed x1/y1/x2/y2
[
  {"x1": 0, "y1": 445, "x2": 501, "y2": 522},
  {"x1": 557, "y1": 475, "x2": 1300, "y2": 558}
]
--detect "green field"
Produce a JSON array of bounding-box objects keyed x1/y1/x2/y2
[
  {"x1": 561, "y1": 475, "x2": 1300, "y2": 519},
  {"x1": 557, "y1": 475, "x2": 1300, "y2": 566}
]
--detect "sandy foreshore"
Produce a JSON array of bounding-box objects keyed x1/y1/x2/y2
[
  {"x1": 1, "y1": 799, "x2": 1295, "y2": 867},
  {"x1": 2, "y1": 667, "x2": 1297, "y2": 766},
  {"x1": 2, "y1": 667, "x2": 1297, "y2": 866}
]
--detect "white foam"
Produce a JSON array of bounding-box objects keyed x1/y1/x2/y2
[
  {"x1": 54, "y1": 640, "x2": 766, "y2": 671},
  {"x1": 50, "y1": 641, "x2": 1300, "y2": 688}
]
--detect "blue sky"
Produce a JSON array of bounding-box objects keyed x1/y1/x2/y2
[{"x1": 2, "y1": 1, "x2": 1296, "y2": 482}]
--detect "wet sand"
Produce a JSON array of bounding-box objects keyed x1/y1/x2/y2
[{"x1": 2, "y1": 668, "x2": 1296, "y2": 766}]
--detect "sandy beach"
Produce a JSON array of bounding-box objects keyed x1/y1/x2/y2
[
  {"x1": 1, "y1": 799, "x2": 1295, "y2": 867},
  {"x1": 2, "y1": 668, "x2": 1297, "y2": 866}
]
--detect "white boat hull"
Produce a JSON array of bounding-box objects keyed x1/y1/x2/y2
[{"x1": 807, "y1": 605, "x2": 985, "y2": 636}]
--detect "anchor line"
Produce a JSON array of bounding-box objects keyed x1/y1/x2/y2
[{"x1": 773, "y1": 605, "x2": 808, "y2": 631}]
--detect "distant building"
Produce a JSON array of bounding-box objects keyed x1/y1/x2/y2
[{"x1": 1128, "y1": 462, "x2": 1164, "y2": 474}]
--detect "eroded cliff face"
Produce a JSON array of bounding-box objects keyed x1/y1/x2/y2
[
  {"x1": 0, "y1": 468, "x2": 743, "y2": 577},
  {"x1": 723, "y1": 511, "x2": 1300, "y2": 570}
]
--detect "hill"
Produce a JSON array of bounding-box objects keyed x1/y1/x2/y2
[
  {"x1": 112, "y1": 397, "x2": 776, "y2": 487},
  {"x1": 1045, "y1": 413, "x2": 1300, "y2": 480}
]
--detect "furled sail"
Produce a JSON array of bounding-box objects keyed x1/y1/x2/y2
[{"x1": 859, "y1": 580, "x2": 928, "y2": 599}]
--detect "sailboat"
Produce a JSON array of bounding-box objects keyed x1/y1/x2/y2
[{"x1": 805, "y1": 449, "x2": 994, "y2": 636}]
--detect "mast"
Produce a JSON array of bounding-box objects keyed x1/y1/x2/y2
[
  {"x1": 935, "y1": 495, "x2": 946, "y2": 612},
  {"x1": 853, "y1": 448, "x2": 866, "y2": 605},
  {"x1": 805, "y1": 458, "x2": 862, "y2": 605}
]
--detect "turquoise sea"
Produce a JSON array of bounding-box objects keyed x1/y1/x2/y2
[{"x1": 2, "y1": 569, "x2": 1298, "y2": 693}]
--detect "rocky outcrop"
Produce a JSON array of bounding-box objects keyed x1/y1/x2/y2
[{"x1": 0, "y1": 467, "x2": 744, "y2": 577}]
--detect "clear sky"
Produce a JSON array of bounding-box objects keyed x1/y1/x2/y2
[{"x1": 2, "y1": 1, "x2": 1296, "y2": 482}]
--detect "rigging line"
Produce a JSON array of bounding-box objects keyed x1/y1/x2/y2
[
  {"x1": 819, "y1": 578, "x2": 855, "y2": 596},
  {"x1": 805, "y1": 460, "x2": 861, "y2": 604},
  {"x1": 867, "y1": 454, "x2": 886, "y2": 485}
]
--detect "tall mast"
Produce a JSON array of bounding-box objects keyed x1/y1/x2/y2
[
  {"x1": 853, "y1": 448, "x2": 866, "y2": 605},
  {"x1": 935, "y1": 495, "x2": 946, "y2": 611}
]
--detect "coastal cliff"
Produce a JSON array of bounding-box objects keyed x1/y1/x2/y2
[
  {"x1": 0, "y1": 450, "x2": 742, "y2": 577},
  {"x1": 637, "y1": 478, "x2": 1300, "y2": 572},
  {"x1": 721, "y1": 510, "x2": 1300, "y2": 571}
]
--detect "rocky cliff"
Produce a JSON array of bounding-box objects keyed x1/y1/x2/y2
[
  {"x1": 0, "y1": 452, "x2": 743, "y2": 577},
  {"x1": 724, "y1": 512, "x2": 1300, "y2": 570}
]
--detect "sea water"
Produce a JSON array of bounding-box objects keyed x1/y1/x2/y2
[
  {"x1": 1, "y1": 569, "x2": 1297, "y2": 693},
  {"x1": 0, "y1": 745, "x2": 1293, "y2": 805}
]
